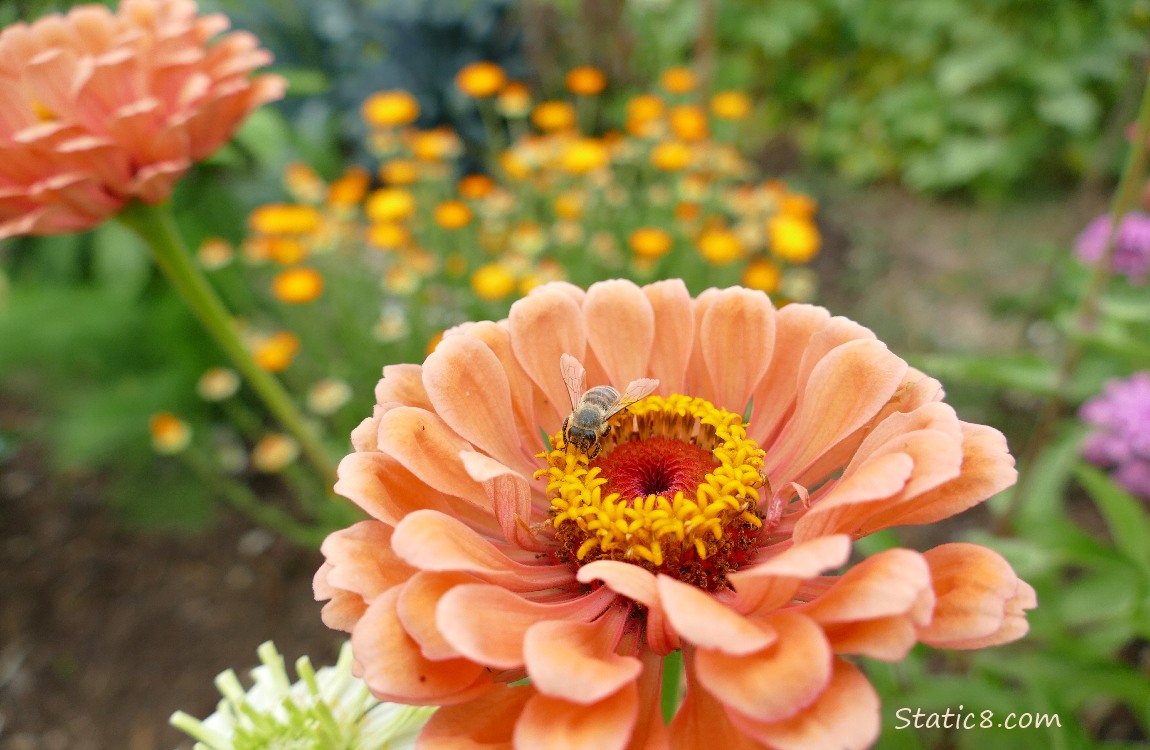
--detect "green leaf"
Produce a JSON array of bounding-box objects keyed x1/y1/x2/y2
[
  {"x1": 1073, "y1": 462, "x2": 1150, "y2": 576},
  {"x1": 91, "y1": 221, "x2": 152, "y2": 300},
  {"x1": 1073, "y1": 324, "x2": 1150, "y2": 372},
  {"x1": 1099, "y1": 290, "x2": 1150, "y2": 323},
  {"x1": 21, "y1": 232, "x2": 87, "y2": 281},
  {"x1": 855, "y1": 528, "x2": 902, "y2": 556},
  {"x1": 274, "y1": 66, "x2": 331, "y2": 97},
  {"x1": 935, "y1": 48, "x2": 1013, "y2": 95},
  {"x1": 1054, "y1": 560, "x2": 1140, "y2": 630},
  {"x1": 1036, "y1": 88, "x2": 1098, "y2": 133},
  {"x1": 909, "y1": 352, "x2": 1059, "y2": 396},
  {"x1": 213, "y1": 105, "x2": 293, "y2": 170},
  {"x1": 981, "y1": 654, "x2": 1150, "y2": 719},
  {"x1": 999, "y1": 421, "x2": 1088, "y2": 528}
]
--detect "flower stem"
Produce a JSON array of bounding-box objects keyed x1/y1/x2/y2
[
  {"x1": 1000, "y1": 70, "x2": 1150, "y2": 534},
  {"x1": 183, "y1": 448, "x2": 326, "y2": 548},
  {"x1": 477, "y1": 97, "x2": 507, "y2": 163},
  {"x1": 660, "y1": 649, "x2": 683, "y2": 724},
  {"x1": 117, "y1": 200, "x2": 338, "y2": 485}
]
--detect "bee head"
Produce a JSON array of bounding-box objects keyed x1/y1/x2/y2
[{"x1": 565, "y1": 424, "x2": 598, "y2": 452}]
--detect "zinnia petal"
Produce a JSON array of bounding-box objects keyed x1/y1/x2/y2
[
  {"x1": 352, "y1": 588, "x2": 492, "y2": 705},
  {"x1": 859, "y1": 422, "x2": 1017, "y2": 533},
  {"x1": 583, "y1": 279, "x2": 655, "y2": 388},
  {"x1": 314, "y1": 521, "x2": 415, "y2": 632},
  {"x1": 700, "y1": 286, "x2": 775, "y2": 414},
  {"x1": 657, "y1": 575, "x2": 776, "y2": 655},
  {"x1": 727, "y1": 535, "x2": 853, "y2": 614},
  {"x1": 436, "y1": 584, "x2": 615, "y2": 670},
  {"x1": 376, "y1": 364, "x2": 435, "y2": 414},
  {"x1": 418, "y1": 684, "x2": 532, "y2": 749},
  {"x1": 396, "y1": 571, "x2": 479, "y2": 660},
  {"x1": 798, "y1": 549, "x2": 934, "y2": 660},
  {"x1": 514, "y1": 683, "x2": 639, "y2": 750},
  {"x1": 375, "y1": 407, "x2": 489, "y2": 510},
  {"x1": 917, "y1": 543, "x2": 1036, "y2": 649},
  {"x1": 461, "y1": 451, "x2": 550, "y2": 552},
  {"x1": 424, "y1": 334, "x2": 536, "y2": 477},
  {"x1": 392, "y1": 510, "x2": 573, "y2": 592},
  {"x1": 334, "y1": 452, "x2": 458, "y2": 526},
  {"x1": 577, "y1": 561, "x2": 681, "y2": 655},
  {"x1": 767, "y1": 339, "x2": 908, "y2": 483},
  {"x1": 522, "y1": 614, "x2": 642, "y2": 704},
  {"x1": 729, "y1": 658, "x2": 881, "y2": 750},
  {"x1": 670, "y1": 672, "x2": 769, "y2": 750},
  {"x1": 643, "y1": 279, "x2": 694, "y2": 395},
  {"x1": 509, "y1": 287, "x2": 587, "y2": 426},
  {"x1": 461, "y1": 321, "x2": 546, "y2": 457},
  {"x1": 694, "y1": 611, "x2": 833, "y2": 723}
]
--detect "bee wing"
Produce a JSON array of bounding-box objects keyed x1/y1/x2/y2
[
  {"x1": 604, "y1": 377, "x2": 660, "y2": 418},
  {"x1": 559, "y1": 353, "x2": 586, "y2": 410}
]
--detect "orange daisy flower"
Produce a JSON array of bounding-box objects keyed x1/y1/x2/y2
[
  {"x1": 565, "y1": 66, "x2": 607, "y2": 96},
  {"x1": 434, "y1": 200, "x2": 473, "y2": 230},
  {"x1": 496, "y1": 82, "x2": 533, "y2": 119},
  {"x1": 362, "y1": 90, "x2": 420, "y2": 128},
  {"x1": 456, "y1": 61, "x2": 507, "y2": 98},
  {"x1": 531, "y1": 101, "x2": 577, "y2": 133},
  {"x1": 0, "y1": 0, "x2": 285, "y2": 239},
  {"x1": 272, "y1": 266, "x2": 324, "y2": 304},
  {"x1": 315, "y1": 280, "x2": 1034, "y2": 749},
  {"x1": 660, "y1": 66, "x2": 696, "y2": 94}
]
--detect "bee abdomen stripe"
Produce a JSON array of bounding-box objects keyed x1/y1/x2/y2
[{"x1": 583, "y1": 387, "x2": 619, "y2": 409}]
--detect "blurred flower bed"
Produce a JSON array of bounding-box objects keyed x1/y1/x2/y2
[
  {"x1": 236, "y1": 60, "x2": 822, "y2": 356},
  {"x1": 186, "y1": 0, "x2": 1150, "y2": 199}
]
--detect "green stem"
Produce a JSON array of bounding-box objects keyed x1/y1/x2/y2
[
  {"x1": 184, "y1": 448, "x2": 325, "y2": 548},
  {"x1": 692, "y1": 0, "x2": 717, "y2": 103},
  {"x1": 999, "y1": 71, "x2": 1150, "y2": 534},
  {"x1": 117, "y1": 200, "x2": 338, "y2": 485},
  {"x1": 477, "y1": 97, "x2": 507, "y2": 167},
  {"x1": 660, "y1": 650, "x2": 683, "y2": 724}
]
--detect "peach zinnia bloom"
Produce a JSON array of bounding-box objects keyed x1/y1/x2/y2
[
  {"x1": 316, "y1": 280, "x2": 1035, "y2": 749},
  {"x1": 0, "y1": 0, "x2": 285, "y2": 239}
]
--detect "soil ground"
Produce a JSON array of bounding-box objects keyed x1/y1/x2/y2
[
  {"x1": 0, "y1": 443, "x2": 343, "y2": 750},
  {"x1": 0, "y1": 183, "x2": 1110, "y2": 749}
]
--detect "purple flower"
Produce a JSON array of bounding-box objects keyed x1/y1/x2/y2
[
  {"x1": 1075, "y1": 213, "x2": 1150, "y2": 284},
  {"x1": 1079, "y1": 372, "x2": 1150, "y2": 499}
]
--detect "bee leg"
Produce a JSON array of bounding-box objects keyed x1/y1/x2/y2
[
  {"x1": 561, "y1": 416, "x2": 570, "y2": 448},
  {"x1": 588, "y1": 442, "x2": 601, "y2": 460}
]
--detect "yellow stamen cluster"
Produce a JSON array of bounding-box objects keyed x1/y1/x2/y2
[{"x1": 535, "y1": 394, "x2": 765, "y2": 585}]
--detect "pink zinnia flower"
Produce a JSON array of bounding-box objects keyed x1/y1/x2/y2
[
  {"x1": 316, "y1": 280, "x2": 1035, "y2": 749},
  {"x1": 0, "y1": 0, "x2": 285, "y2": 239}
]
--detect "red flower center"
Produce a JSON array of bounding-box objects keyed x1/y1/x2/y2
[
  {"x1": 536, "y1": 394, "x2": 768, "y2": 591},
  {"x1": 597, "y1": 436, "x2": 713, "y2": 501}
]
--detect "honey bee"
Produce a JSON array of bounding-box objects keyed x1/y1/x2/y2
[{"x1": 560, "y1": 353, "x2": 659, "y2": 459}]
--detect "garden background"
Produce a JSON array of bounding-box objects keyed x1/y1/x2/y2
[{"x1": 1, "y1": 0, "x2": 1149, "y2": 748}]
